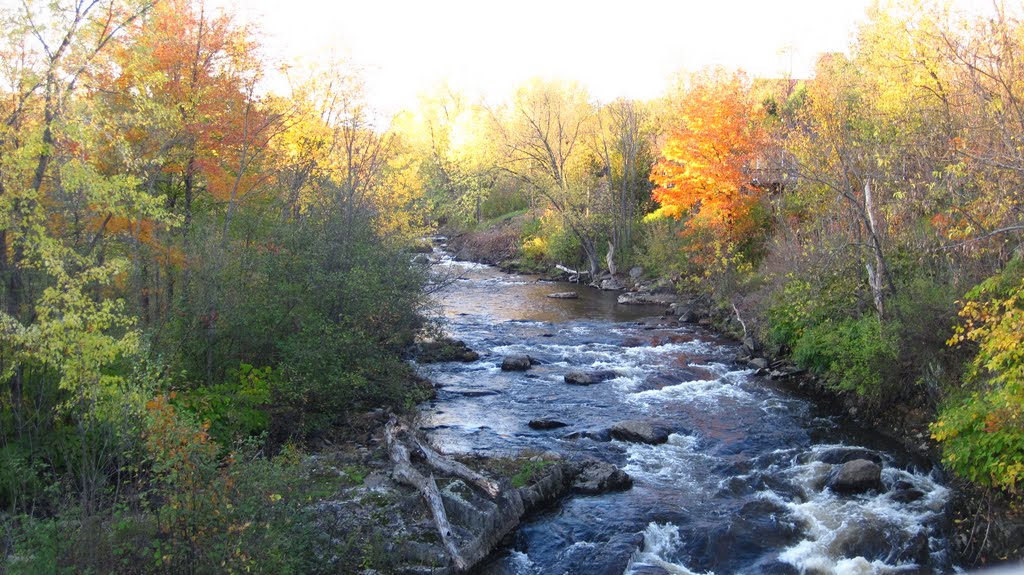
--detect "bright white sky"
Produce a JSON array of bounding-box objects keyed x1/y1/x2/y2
[{"x1": 221, "y1": 0, "x2": 875, "y2": 114}]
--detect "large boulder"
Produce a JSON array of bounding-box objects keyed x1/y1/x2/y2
[
  {"x1": 747, "y1": 357, "x2": 769, "y2": 370},
  {"x1": 501, "y1": 355, "x2": 533, "y2": 371},
  {"x1": 610, "y1": 421, "x2": 671, "y2": 444},
  {"x1": 814, "y1": 447, "x2": 883, "y2": 466},
  {"x1": 571, "y1": 460, "x2": 633, "y2": 494},
  {"x1": 670, "y1": 303, "x2": 699, "y2": 323},
  {"x1": 600, "y1": 278, "x2": 625, "y2": 291},
  {"x1": 564, "y1": 370, "x2": 618, "y2": 385},
  {"x1": 827, "y1": 459, "x2": 883, "y2": 494}
]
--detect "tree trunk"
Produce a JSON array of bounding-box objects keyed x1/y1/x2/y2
[
  {"x1": 862, "y1": 180, "x2": 893, "y2": 319},
  {"x1": 606, "y1": 240, "x2": 617, "y2": 277}
]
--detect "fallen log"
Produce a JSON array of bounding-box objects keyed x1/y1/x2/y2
[
  {"x1": 555, "y1": 264, "x2": 590, "y2": 283},
  {"x1": 386, "y1": 418, "x2": 468, "y2": 571},
  {"x1": 411, "y1": 436, "x2": 501, "y2": 498}
]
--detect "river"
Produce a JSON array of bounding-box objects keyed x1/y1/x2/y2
[{"x1": 415, "y1": 253, "x2": 956, "y2": 575}]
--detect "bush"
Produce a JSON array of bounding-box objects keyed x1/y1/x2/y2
[
  {"x1": 139, "y1": 395, "x2": 327, "y2": 573},
  {"x1": 164, "y1": 206, "x2": 428, "y2": 441},
  {"x1": 635, "y1": 216, "x2": 689, "y2": 277},
  {"x1": 792, "y1": 314, "x2": 901, "y2": 399},
  {"x1": 933, "y1": 258, "x2": 1024, "y2": 493}
]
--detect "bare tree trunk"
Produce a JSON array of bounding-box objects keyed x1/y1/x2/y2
[
  {"x1": 606, "y1": 240, "x2": 617, "y2": 277},
  {"x1": 863, "y1": 179, "x2": 891, "y2": 319}
]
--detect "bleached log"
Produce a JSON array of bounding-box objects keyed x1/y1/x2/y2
[
  {"x1": 411, "y1": 436, "x2": 500, "y2": 498},
  {"x1": 555, "y1": 264, "x2": 589, "y2": 276},
  {"x1": 385, "y1": 419, "x2": 468, "y2": 571}
]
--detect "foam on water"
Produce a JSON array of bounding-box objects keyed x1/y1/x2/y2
[
  {"x1": 626, "y1": 523, "x2": 715, "y2": 575},
  {"x1": 764, "y1": 446, "x2": 952, "y2": 573},
  {"x1": 507, "y1": 550, "x2": 535, "y2": 574},
  {"x1": 623, "y1": 433, "x2": 710, "y2": 487},
  {"x1": 629, "y1": 373, "x2": 752, "y2": 406}
]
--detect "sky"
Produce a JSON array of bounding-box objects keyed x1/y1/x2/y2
[{"x1": 220, "y1": 0, "x2": 875, "y2": 114}]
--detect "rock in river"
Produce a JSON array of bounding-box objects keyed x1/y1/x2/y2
[
  {"x1": 617, "y1": 292, "x2": 678, "y2": 305},
  {"x1": 571, "y1": 460, "x2": 633, "y2": 494},
  {"x1": 528, "y1": 419, "x2": 569, "y2": 430},
  {"x1": 609, "y1": 420, "x2": 671, "y2": 444},
  {"x1": 546, "y1": 291, "x2": 579, "y2": 299},
  {"x1": 564, "y1": 370, "x2": 618, "y2": 385},
  {"x1": 827, "y1": 459, "x2": 883, "y2": 494},
  {"x1": 416, "y1": 337, "x2": 480, "y2": 363},
  {"x1": 501, "y1": 354, "x2": 533, "y2": 371},
  {"x1": 814, "y1": 447, "x2": 883, "y2": 466}
]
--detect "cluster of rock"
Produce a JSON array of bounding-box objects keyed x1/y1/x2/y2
[{"x1": 415, "y1": 336, "x2": 480, "y2": 363}]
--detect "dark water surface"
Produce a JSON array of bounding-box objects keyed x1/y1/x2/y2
[{"x1": 416, "y1": 254, "x2": 956, "y2": 575}]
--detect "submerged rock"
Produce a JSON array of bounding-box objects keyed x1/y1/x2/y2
[
  {"x1": 528, "y1": 419, "x2": 568, "y2": 430},
  {"x1": 827, "y1": 459, "x2": 883, "y2": 494},
  {"x1": 609, "y1": 420, "x2": 671, "y2": 444},
  {"x1": 564, "y1": 370, "x2": 618, "y2": 385},
  {"x1": 562, "y1": 429, "x2": 612, "y2": 442},
  {"x1": 546, "y1": 291, "x2": 579, "y2": 299},
  {"x1": 551, "y1": 532, "x2": 644, "y2": 575}
]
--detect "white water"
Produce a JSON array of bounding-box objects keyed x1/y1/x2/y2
[{"x1": 419, "y1": 256, "x2": 956, "y2": 574}]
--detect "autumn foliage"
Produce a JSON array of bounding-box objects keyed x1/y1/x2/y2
[{"x1": 650, "y1": 68, "x2": 766, "y2": 238}]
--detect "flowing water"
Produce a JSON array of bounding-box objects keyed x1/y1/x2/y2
[{"x1": 415, "y1": 252, "x2": 956, "y2": 575}]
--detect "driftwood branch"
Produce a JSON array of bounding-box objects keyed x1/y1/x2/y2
[
  {"x1": 385, "y1": 418, "x2": 468, "y2": 571},
  {"x1": 411, "y1": 436, "x2": 500, "y2": 498},
  {"x1": 555, "y1": 264, "x2": 591, "y2": 283},
  {"x1": 731, "y1": 301, "x2": 748, "y2": 340}
]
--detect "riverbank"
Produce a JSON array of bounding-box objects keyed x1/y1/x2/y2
[
  {"x1": 441, "y1": 227, "x2": 1023, "y2": 570},
  {"x1": 301, "y1": 409, "x2": 636, "y2": 574}
]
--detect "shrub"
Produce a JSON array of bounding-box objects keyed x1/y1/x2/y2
[
  {"x1": 792, "y1": 314, "x2": 900, "y2": 399},
  {"x1": 933, "y1": 258, "x2": 1024, "y2": 493}
]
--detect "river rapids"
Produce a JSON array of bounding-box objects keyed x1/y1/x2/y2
[{"x1": 414, "y1": 253, "x2": 956, "y2": 575}]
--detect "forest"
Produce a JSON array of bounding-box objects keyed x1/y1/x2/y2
[{"x1": 0, "y1": 0, "x2": 1022, "y2": 572}]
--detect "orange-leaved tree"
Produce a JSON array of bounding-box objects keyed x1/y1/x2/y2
[{"x1": 650, "y1": 67, "x2": 767, "y2": 240}]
